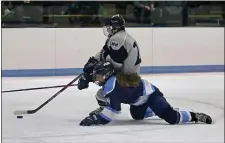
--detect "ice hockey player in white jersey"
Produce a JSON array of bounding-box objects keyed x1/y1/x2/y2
[
  {"x1": 97, "y1": 14, "x2": 141, "y2": 74},
  {"x1": 79, "y1": 61, "x2": 212, "y2": 126},
  {"x1": 77, "y1": 14, "x2": 143, "y2": 116}
]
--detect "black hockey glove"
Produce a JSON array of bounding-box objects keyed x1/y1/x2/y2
[
  {"x1": 77, "y1": 76, "x2": 89, "y2": 90},
  {"x1": 83, "y1": 57, "x2": 98, "y2": 74},
  {"x1": 79, "y1": 114, "x2": 101, "y2": 126},
  {"x1": 77, "y1": 73, "x2": 93, "y2": 90},
  {"x1": 78, "y1": 57, "x2": 98, "y2": 90}
]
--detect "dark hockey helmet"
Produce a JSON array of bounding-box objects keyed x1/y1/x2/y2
[
  {"x1": 93, "y1": 61, "x2": 114, "y2": 86},
  {"x1": 103, "y1": 14, "x2": 125, "y2": 37}
]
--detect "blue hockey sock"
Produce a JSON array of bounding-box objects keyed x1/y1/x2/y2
[
  {"x1": 144, "y1": 107, "x2": 155, "y2": 118},
  {"x1": 179, "y1": 111, "x2": 192, "y2": 123}
]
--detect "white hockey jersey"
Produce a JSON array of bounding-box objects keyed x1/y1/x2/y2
[{"x1": 95, "y1": 30, "x2": 141, "y2": 75}]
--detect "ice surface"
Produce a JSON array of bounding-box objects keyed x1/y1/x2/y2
[{"x1": 2, "y1": 73, "x2": 224, "y2": 143}]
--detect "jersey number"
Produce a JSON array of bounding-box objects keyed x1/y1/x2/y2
[{"x1": 133, "y1": 42, "x2": 141, "y2": 66}]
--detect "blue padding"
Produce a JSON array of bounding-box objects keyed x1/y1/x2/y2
[
  {"x1": 144, "y1": 107, "x2": 154, "y2": 118},
  {"x1": 141, "y1": 65, "x2": 224, "y2": 74},
  {"x1": 103, "y1": 76, "x2": 116, "y2": 96},
  {"x1": 180, "y1": 111, "x2": 190, "y2": 123},
  {"x1": 2, "y1": 69, "x2": 56, "y2": 77},
  {"x1": 2, "y1": 65, "x2": 224, "y2": 77},
  {"x1": 99, "y1": 113, "x2": 112, "y2": 121},
  {"x1": 105, "y1": 106, "x2": 120, "y2": 114}
]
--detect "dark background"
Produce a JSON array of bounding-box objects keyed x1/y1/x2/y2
[{"x1": 1, "y1": 1, "x2": 224, "y2": 28}]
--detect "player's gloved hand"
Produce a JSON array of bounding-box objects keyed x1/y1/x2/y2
[
  {"x1": 77, "y1": 75, "x2": 89, "y2": 90},
  {"x1": 77, "y1": 72, "x2": 94, "y2": 90},
  {"x1": 83, "y1": 57, "x2": 98, "y2": 74},
  {"x1": 79, "y1": 114, "x2": 101, "y2": 126}
]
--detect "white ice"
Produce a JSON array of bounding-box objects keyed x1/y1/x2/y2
[{"x1": 2, "y1": 73, "x2": 224, "y2": 143}]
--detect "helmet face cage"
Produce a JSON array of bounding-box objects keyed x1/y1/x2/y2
[
  {"x1": 103, "y1": 14, "x2": 125, "y2": 37},
  {"x1": 93, "y1": 72, "x2": 108, "y2": 86},
  {"x1": 93, "y1": 74, "x2": 104, "y2": 86},
  {"x1": 103, "y1": 25, "x2": 113, "y2": 37},
  {"x1": 93, "y1": 61, "x2": 113, "y2": 86}
]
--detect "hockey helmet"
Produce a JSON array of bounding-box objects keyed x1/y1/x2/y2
[
  {"x1": 103, "y1": 14, "x2": 125, "y2": 37},
  {"x1": 93, "y1": 61, "x2": 114, "y2": 86}
]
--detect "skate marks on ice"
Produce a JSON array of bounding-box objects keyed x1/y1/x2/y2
[
  {"x1": 2, "y1": 74, "x2": 224, "y2": 143},
  {"x1": 2, "y1": 96, "x2": 224, "y2": 143}
]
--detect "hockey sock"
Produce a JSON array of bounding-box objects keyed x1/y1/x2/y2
[{"x1": 178, "y1": 111, "x2": 192, "y2": 123}]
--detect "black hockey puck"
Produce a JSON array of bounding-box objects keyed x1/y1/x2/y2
[{"x1": 17, "y1": 116, "x2": 23, "y2": 119}]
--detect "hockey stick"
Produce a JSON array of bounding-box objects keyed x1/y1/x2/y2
[
  {"x1": 14, "y1": 73, "x2": 83, "y2": 116},
  {"x1": 2, "y1": 84, "x2": 78, "y2": 93}
]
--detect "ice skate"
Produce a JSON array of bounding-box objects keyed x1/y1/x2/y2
[
  {"x1": 89, "y1": 106, "x2": 104, "y2": 116},
  {"x1": 195, "y1": 112, "x2": 212, "y2": 124}
]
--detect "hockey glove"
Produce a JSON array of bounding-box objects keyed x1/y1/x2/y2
[
  {"x1": 77, "y1": 73, "x2": 92, "y2": 90},
  {"x1": 79, "y1": 114, "x2": 101, "y2": 126},
  {"x1": 83, "y1": 57, "x2": 98, "y2": 74}
]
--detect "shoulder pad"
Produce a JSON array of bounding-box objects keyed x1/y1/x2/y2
[{"x1": 108, "y1": 32, "x2": 127, "y2": 50}]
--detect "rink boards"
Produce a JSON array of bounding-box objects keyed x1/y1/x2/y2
[{"x1": 2, "y1": 27, "x2": 224, "y2": 77}]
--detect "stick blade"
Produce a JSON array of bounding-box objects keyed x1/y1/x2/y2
[{"x1": 14, "y1": 110, "x2": 28, "y2": 115}]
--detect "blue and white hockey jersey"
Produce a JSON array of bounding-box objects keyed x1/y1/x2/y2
[{"x1": 96, "y1": 76, "x2": 156, "y2": 124}]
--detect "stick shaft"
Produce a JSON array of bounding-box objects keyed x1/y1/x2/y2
[
  {"x1": 2, "y1": 84, "x2": 78, "y2": 93},
  {"x1": 13, "y1": 74, "x2": 82, "y2": 115}
]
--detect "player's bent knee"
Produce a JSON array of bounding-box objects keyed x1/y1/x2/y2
[
  {"x1": 131, "y1": 114, "x2": 144, "y2": 120},
  {"x1": 130, "y1": 108, "x2": 145, "y2": 120},
  {"x1": 162, "y1": 107, "x2": 179, "y2": 125}
]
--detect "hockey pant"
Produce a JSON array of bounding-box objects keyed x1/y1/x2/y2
[
  {"x1": 130, "y1": 88, "x2": 192, "y2": 124},
  {"x1": 95, "y1": 88, "x2": 155, "y2": 118}
]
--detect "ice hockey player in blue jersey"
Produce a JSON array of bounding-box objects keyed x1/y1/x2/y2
[{"x1": 79, "y1": 61, "x2": 212, "y2": 126}]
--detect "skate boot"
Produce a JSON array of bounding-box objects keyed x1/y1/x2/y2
[
  {"x1": 195, "y1": 112, "x2": 212, "y2": 124},
  {"x1": 89, "y1": 106, "x2": 104, "y2": 116}
]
